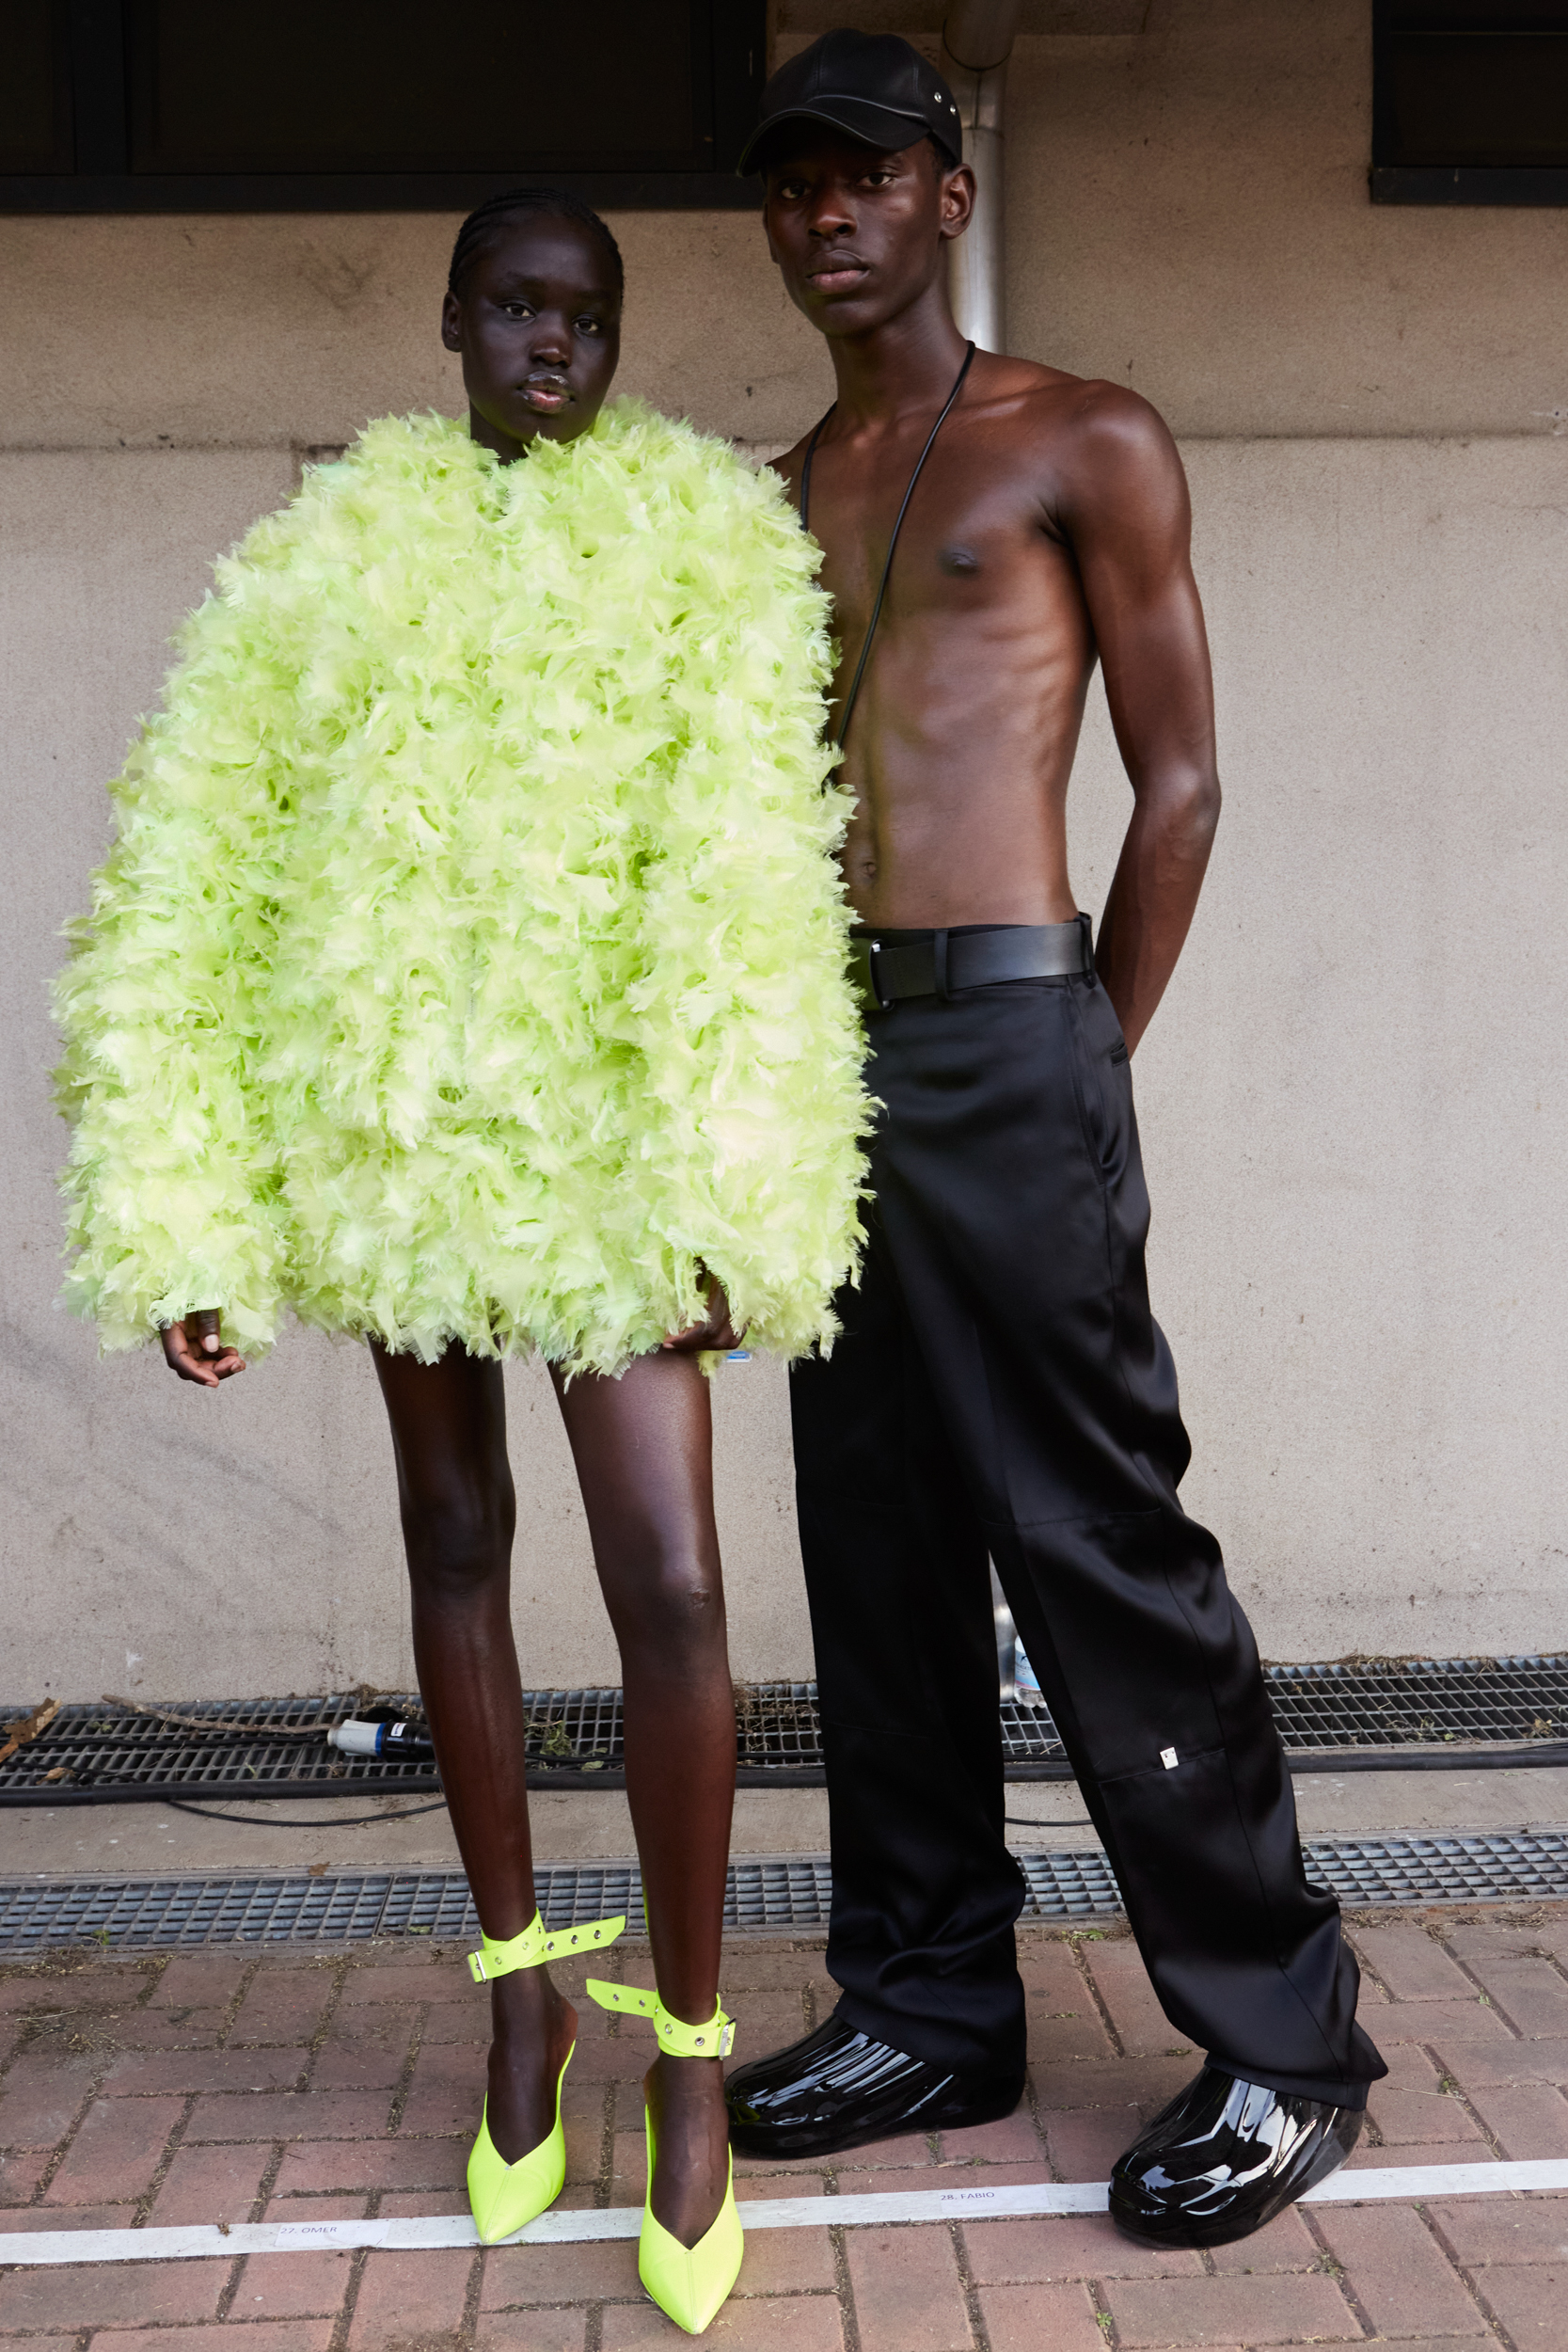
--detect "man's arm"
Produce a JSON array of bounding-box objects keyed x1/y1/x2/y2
[{"x1": 1053, "y1": 388, "x2": 1220, "y2": 1054}]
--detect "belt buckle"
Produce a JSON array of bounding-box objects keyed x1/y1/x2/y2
[{"x1": 852, "y1": 938, "x2": 891, "y2": 1012}]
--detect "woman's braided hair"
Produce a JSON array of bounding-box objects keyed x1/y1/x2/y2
[{"x1": 447, "y1": 185, "x2": 625, "y2": 298}]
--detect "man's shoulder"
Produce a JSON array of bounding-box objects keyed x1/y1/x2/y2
[
  {"x1": 979, "y1": 356, "x2": 1174, "y2": 460},
  {"x1": 974, "y1": 361, "x2": 1185, "y2": 532}
]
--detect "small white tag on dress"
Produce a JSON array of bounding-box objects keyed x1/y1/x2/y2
[{"x1": 1160, "y1": 1747, "x2": 1179, "y2": 1769}]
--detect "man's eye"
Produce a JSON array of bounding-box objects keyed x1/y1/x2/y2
[
  {"x1": 577, "y1": 317, "x2": 602, "y2": 334},
  {"x1": 503, "y1": 302, "x2": 534, "y2": 319}
]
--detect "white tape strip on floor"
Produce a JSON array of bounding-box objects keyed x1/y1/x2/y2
[{"x1": 3, "y1": 2159, "x2": 1567, "y2": 2268}]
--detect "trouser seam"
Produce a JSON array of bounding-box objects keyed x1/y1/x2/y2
[{"x1": 1154, "y1": 1549, "x2": 1351, "y2": 2087}]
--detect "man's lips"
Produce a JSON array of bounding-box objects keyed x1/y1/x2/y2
[
  {"x1": 520, "y1": 381, "x2": 571, "y2": 412},
  {"x1": 807, "y1": 258, "x2": 870, "y2": 294}
]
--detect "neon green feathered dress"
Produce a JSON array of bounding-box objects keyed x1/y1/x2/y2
[{"x1": 55, "y1": 404, "x2": 869, "y2": 1374}]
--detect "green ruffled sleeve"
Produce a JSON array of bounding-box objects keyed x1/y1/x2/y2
[
  {"x1": 54, "y1": 509, "x2": 308, "y2": 1355},
  {"x1": 625, "y1": 445, "x2": 871, "y2": 1359}
]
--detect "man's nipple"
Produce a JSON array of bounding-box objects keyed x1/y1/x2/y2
[{"x1": 940, "y1": 546, "x2": 981, "y2": 577}]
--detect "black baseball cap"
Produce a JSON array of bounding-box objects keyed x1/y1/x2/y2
[{"x1": 737, "y1": 29, "x2": 964, "y2": 178}]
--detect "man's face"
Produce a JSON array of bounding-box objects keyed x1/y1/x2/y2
[
  {"x1": 441, "y1": 216, "x2": 622, "y2": 458},
  {"x1": 763, "y1": 134, "x2": 973, "y2": 340}
]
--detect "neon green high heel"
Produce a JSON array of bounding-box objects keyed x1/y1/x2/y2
[
  {"x1": 587, "y1": 1979, "x2": 743, "y2": 2336},
  {"x1": 464, "y1": 1910, "x2": 624, "y2": 2244}
]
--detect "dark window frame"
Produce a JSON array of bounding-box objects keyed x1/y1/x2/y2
[
  {"x1": 1372, "y1": 1, "x2": 1568, "y2": 205},
  {"x1": 0, "y1": 0, "x2": 765, "y2": 212}
]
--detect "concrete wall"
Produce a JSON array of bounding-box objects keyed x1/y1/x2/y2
[{"x1": 3, "y1": 0, "x2": 1565, "y2": 1701}]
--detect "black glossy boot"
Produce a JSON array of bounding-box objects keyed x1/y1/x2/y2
[
  {"x1": 1109, "y1": 2066, "x2": 1363, "y2": 2249},
  {"x1": 724, "y1": 2012, "x2": 1025, "y2": 2160}
]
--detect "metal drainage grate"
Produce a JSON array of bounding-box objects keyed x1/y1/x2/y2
[
  {"x1": 1263, "y1": 1658, "x2": 1568, "y2": 1753},
  {"x1": 0, "y1": 1685, "x2": 826, "y2": 1807},
  {"x1": 0, "y1": 1694, "x2": 418, "y2": 1808},
  {"x1": 1000, "y1": 1656, "x2": 1568, "y2": 1778},
  {"x1": 2, "y1": 1834, "x2": 1564, "y2": 1953},
  {"x1": 1305, "y1": 1832, "x2": 1568, "y2": 1908},
  {"x1": 0, "y1": 1870, "x2": 481, "y2": 1952},
  {"x1": 5, "y1": 1658, "x2": 1568, "y2": 1808},
  {"x1": 0, "y1": 1855, "x2": 829, "y2": 1952},
  {"x1": 1017, "y1": 1850, "x2": 1124, "y2": 1917}
]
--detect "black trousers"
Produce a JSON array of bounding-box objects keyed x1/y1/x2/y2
[{"x1": 790, "y1": 947, "x2": 1386, "y2": 2107}]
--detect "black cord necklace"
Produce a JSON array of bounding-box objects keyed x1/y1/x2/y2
[{"x1": 800, "y1": 341, "x2": 976, "y2": 751}]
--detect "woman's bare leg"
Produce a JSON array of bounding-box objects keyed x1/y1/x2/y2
[
  {"x1": 371, "y1": 1342, "x2": 573, "y2": 2164},
  {"x1": 551, "y1": 1350, "x2": 736, "y2": 2249}
]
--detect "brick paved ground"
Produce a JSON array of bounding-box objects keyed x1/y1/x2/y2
[{"x1": 2, "y1": 1904, "x2": 1566, "y2": 2348}]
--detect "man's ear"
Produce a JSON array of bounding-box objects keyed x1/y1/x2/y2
[
  {"x1": 440, "y1": 291, "x2": 464, "y2": 352},
  {"x1": 938, "y1": 162, "x2": 976, "y2": 243}
]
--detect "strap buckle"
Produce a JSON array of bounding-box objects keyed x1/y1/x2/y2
[
  {"x1": 584, "y1": 1979, "x2": 736, "y2": 2059},
  {"x1": 851, "y1": 938, "x2": 891, "y2": 1011},
  {"x1": 468, "y1": 1911, "x2": 626, "y2": 1984}
]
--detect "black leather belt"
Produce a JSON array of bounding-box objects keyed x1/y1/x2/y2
[{"x1": 849, "y1": 918, "x2": 1093, "y2": 1009}]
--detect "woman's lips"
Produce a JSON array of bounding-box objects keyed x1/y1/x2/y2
[{"x1": 521, "y1": 384, "x2": 569, "y2": 411}]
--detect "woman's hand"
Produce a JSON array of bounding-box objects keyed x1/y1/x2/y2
[
  {"x1": 661, "y1": 1277, "x2": 746, "y2": 1357},
  {"x1": 160, "y1": 1308, "x2": 246, "y2": 1389}
]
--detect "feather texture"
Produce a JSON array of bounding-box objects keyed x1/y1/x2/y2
[{"x1": 55, "y1": 404, "x2": 868, "y2": 1373}]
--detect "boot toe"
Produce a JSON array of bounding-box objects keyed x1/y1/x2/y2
[
  {"x1": 1108, "y1": 2067, "x2": 1362, "y2": 2250},
  {"x1": 724, "y1": 2011, "x2": 1023, "y2": 2161}
]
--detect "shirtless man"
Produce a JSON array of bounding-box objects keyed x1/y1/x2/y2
[{"x1": 721, "y1": 31, "x2": 1386, "y2": 2249}]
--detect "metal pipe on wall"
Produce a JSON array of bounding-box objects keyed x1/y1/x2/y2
[
  {"x1": 944, "y1": 2, "x2": 1024, "y2": 1686},
  {"x1": 940, "y1": 2, "x2": 1023, "y2": 353}
]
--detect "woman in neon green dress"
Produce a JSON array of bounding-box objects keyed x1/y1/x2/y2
[{"x1": 55, "y1": 189, "x2": 865, "y2": 2334}]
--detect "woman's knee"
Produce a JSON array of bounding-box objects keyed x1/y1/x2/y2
[
  {"x1": 399, "y1": 1482, "x2": 514, "y2": 1595},
  {"x1": 604, "y1": 1544, "x2": 725, "y2": 1662}
]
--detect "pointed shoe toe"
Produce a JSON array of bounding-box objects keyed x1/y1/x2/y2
[
  {"x1": 1109, "y1": 2066, "x2": 1363, "y2": 2251},
  {"x1": 466, "y1": 2081, "x2": 570, "y2": 2245},
  {"x1": 460, "y1": 1914, "x2": 620, "y2": 2245},
  {"x1": 639, "y1": 2151, "x2": 744, "y2": 2337}
]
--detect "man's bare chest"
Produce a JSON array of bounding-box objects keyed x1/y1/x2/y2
[{"x1": 804, "y1": 451, "x2": 1077, "y2": 644}]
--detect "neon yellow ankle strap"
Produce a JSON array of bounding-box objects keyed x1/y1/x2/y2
[
  {"x1": 585, "y1": 1979, "x2": 736, "y2": 2058},
  {"x1": 467, "y1": 1911, "x2": 625, "y2": 1984}
]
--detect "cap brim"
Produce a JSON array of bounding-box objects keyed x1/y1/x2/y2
[{"x1": 737, "y1": 99, "x2": 934, "y2": 178}]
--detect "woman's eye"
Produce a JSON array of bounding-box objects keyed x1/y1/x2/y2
[
  {"x1": 503, "y1": 302, "x2": 534, "y2": 319},
  {"x1": 577, "y1": 317, "x2": 602, "y2": 335}
]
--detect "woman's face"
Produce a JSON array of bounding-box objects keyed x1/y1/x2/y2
[{"x1": 442, "y1": 215, "x2": 622, "y2": 460}]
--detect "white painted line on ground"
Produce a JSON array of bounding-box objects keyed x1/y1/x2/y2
[
  {"x1": 274, "y1": 2218, "x2": 392, "y2": 2247},
  {"x1": 2, "y1": 2159, "x2": 1565, "y2": 2268},
  {"x1": 1303, "y1": 2159, "x2": 1568, "y2": 2204}
]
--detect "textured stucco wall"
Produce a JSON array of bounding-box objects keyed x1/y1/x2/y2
[
  {"x1": 1079, "y1": 437, "x2": 1568, "y2": 1661},
  {"x1": 3, "y1": 0, "x2": 1566, "y2": 1700}
]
